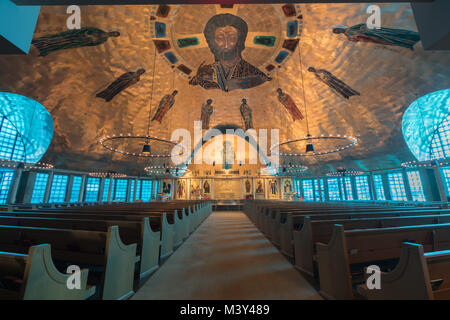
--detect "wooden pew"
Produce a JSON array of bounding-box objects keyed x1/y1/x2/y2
[
  {"x1": 294, "y1": 214, "x2": 450, "y2": 277},
  {"x1": 0, "y1": 225, "x2": 136, "y2": 300},
  {"x1": 0, "y1": 215, "x2": 160, "y2": 282},
  {"x1": 357, "y1": 242, "x2": 450, "y2": 300},
  {"x1": 316, "y1": 223, "x2": 450, "y2": 300},
  {"x1": 2, "y1": 211, "x2": 175, "y2": 261},
  {"x1": 0, "y1": 244, "x2": 95, "y2": 300},
  {"x1": 279, "y1": 208, "x2": 450, "y2": 258}
]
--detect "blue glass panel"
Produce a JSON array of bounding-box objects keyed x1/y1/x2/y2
[
  {"x1": 31, "y1": 172, "x2": 48, "y2": 204},
  {"x1": 388, "y1": 172, "x2": 408, "y2": 201},
  {"x1": 355, "y1": 176, "x2": 371, "y2": 200},
  {"x1": 344, "y1": 177, "x2": 354, "y2": 200},
  {"x1": 84, "y1": 177, "x2": 100, "y2": 202},
  {"x1": 136, "y1": 180, "x2": 142, "y2": 200},
  {"x1": 327, "y1": 178, "x2": 341, "y2": 200},
  {"x1": 142, "y1": 180, "x2": 153, "y2": 202},
  {"x1": 0, "y1": 116, "x2": 25, "y2": 161},
  {"x1": 114, "y1": 179, "x2": 127, "y2": 201},
  {"x1": 0, "y1": 169, "x2": 14, "y2": 204},
  {"x1": 129, "y1": 180, "x2": 135, "y2": 202},
  {"x1": 302, "y1": 180, "x2": 314, "y2": 201},
  {"x1": 49, "y1": 174, "x2": 68, "y2": 203},
  {"x1": 102, "y1": 178, "x2": 110, "y2": 202},
  {"x1": 407, "y1": 170, "x2": 426, "y2": 201},
  {"x1": 69, "y1": 176, "x2": 82, "y2": 203},
  {"x1": 373, "y1": 174, "x2": 386, "y2": 200}
]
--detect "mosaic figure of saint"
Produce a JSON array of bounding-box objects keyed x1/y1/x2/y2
[
  {"x1": 284, "y1": 180, "x2": 292, "y2": 193},
  {"x1": 201, "y1": 99, "x2": 214, "y2": 129},
  {"x1": 245, "y1": 179, "x2": 251, "y2": 193},
  {"x1": 277, "y1": 88, "x2": 304, "y2": 121},
  {"x1": 152, "y1": 90, "x2": 178, "y2": 123},
  {"x1": 256, "y1": 180, "x2": 264, "y2": 193},
  {"x1": 308, "y1": 67, "x2": 360, "y2": 100},
  {"x1": 177, "y1": 180, "x2": 185, "y2": 198},
  {"x1": 332, "y1": 24, "x2": 420, "y2": 51},
  {"x1": 203, "y1": 181, "x2": 211, "y2": 194},
  {"x1": 32, "y1": 27, "x2": 120, "y2": 57},
  {"x1": 240, "y1": 99, "x2": 253, "y2": 131},
  {"x1": 96, "y1": 69, "x2": 145, "y2": 102},
  {"x1": 189, "y1": 14, "x2": 271, "y2": 92},
  {"x1": 269, "y1": 179, "x2": 278, "y2": 195}
]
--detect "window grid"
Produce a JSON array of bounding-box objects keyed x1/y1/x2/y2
[
  {"x1": 373, "y1": 174, "x2": 386, "y2": 200},
  {"x1": 102, "y1": 178, "x2": 110, "y2": 202},
  {"x1": 294, "y1": 179, "x2": 301, "y2": 196},
  {"x1": 388, "y1": 172, "x2": 408, "y2": 201},
  {"x1": 49, "y1": 174, "x2": 68, "y2": 203},
  {"x1": 31, "y1": 173, "x2": 49, "y2": 204},
  {"x1": 407, "y1": 170, "x2": 426, "y2": 201},
  {"x1": 0, "y1": 116, "x2": 26, "y2": 161},
  {"x1": 129, "y1": 180, "x2": 135, "y2": 201},
  {"x1": 69, "y1": 176, "x2": 82, "y2": 203},
  {"x1": 302, "y1": 180, "x2": 314, "y2": 201},
  {"x1": 153, "y1": 180, "x2": 159, "y2": 199},
  {"x1": 327, "y1": 178, "x2": 341, "y2": 201},
  {"x1": 320, "y1": 179, "x2": 325, "y2": 201},
  {"x1": 430, "y1": 115, "x2": 450, "y2": 160},
  {"x1": 339, "y1": 178, "x2": 346, "y2": 200},
  {"x1": 344, "y1": 177, "x2": 354, "y2": 200},
  {"x1": 136, "y1": 180, "x2": 142, "y2": 200},
  {"x1": 84, "y1": 177, "x2": 100, "y2": 202},
  {"x1": 313, "y1": 179, "x2": 320, "y2": 201},
  {"x1": 142, "y1": 180, "x2": 153, "y2": 202},
  {"x1": 0, "y1": 169, "x2": 15, "y2": 204},
  {"x1": 355, "y1": 176, "x2": 371, "y2": 200},
  {"x1": 442, "y1": 168, "x2": 450, "y2": 196},
  {"x1": 114, "y1": 179, "x2": 128, "y2": 201}
]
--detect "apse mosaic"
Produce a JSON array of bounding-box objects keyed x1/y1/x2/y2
[{"x1": 149, "y1": 4, "x2": 304, "y2": 91}]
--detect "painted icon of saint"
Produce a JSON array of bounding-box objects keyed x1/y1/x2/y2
[
  {"x1": 189, "y1": 14, "x2": 271, "y2": 92},
  {"x1": 245, "y1": 179, "x2": 251, "y2": 193},
  {"x1": 332, "y1": 24, "x2": 420, "y2": 51},
  {"x1": 32, "y1": 27, "x2": 120, "y2": 57},
  {"x1": 203, "y1": 181, "x2": 211, "y2": 194},
  {"x1": 308, "y1": 67, "x2": 360, "y2": 100},
  {"x1": 96, "y1": 69, "x2": 145, "y2": 102},
  {"x1": 277, "y1": 88, "x2": 304, "y2": 121},
  {"x1": 239, "y1": 99, "x2": 253, "y2": 131},
  {"x1": 201, "y1": 99, "x2": 214, "y2": 129},
  {"x1": 152, "y1": 90, "x2": 178, "y2": 123}
]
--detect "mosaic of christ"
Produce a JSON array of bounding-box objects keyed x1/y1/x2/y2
[{"x1": 189, "y1": 14, "x2": 272, "y2": 92}]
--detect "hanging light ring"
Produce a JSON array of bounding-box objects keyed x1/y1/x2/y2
[
  {"x1": 271, "y1": 135, "x2": 358, "y2": 157},
  {"x1": 99, "y1": 135, "x2": 184, "y2": 158}
]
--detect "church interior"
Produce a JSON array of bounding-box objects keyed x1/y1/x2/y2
[{"x1": 0, "y1": 0, "x2": 449, "y2": 303}]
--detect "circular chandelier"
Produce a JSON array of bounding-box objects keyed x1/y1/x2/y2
[
  {"x1": 274, "y1": 41, "x2": 358, "y2": 157},
  {"x1": 326, "y1": 170, "x2": 364, "y2": 177},
  {"x1": 88, "y1": 171, "x2": 127, "y2": 178},
  {"x1": 271, "y1": 134, "x2": 358, "y2": 157},
  {"x1": 144, "y1": 165, "x2": 191, "y2": 176},
  {"x1": 0, "y1": 159, "x2": 53, "y2": 170},
  {"x1": 99, "y1": 46, "x2": 179, "y2": 158},
  {"x1": 401, "y1": 158, "x2": 450, "y2": 168}
]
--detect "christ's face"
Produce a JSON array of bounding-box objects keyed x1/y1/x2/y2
[{"x1": 214, "y1": 26, "x2": 238, "y2": 52}]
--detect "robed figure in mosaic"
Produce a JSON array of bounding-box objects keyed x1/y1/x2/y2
[
  {"x1": 332, "y1": 24, "x2": 420, "y2": 51},
  {"x1": 240, "y1": 99, "x2": 253, "y2": 131},
  {"x1": 201, "y1": 99, "x2": 214, "y2": 129},
  {"x1": 32, "y1": 27, "x2": 120, "y2": 57},
  {"x1": 96, "y1": 69, "x2": 145, "y2": 102},
  {"x1": 152, "y1": 90, "x2": 178, "y2": 123},
  {"x1": 277, "y1": 88, "x2": 304, "y2": 121},
  {"x1": 308, "y1": 67, "x2": 360, "y2": 100},
  {"x1": 189, "y1": 14, "x2": 271, "y2": 92}
]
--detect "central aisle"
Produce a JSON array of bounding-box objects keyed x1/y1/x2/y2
[{"x1": 132, "y1": 211, "x2": 322, "y2": 300}]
